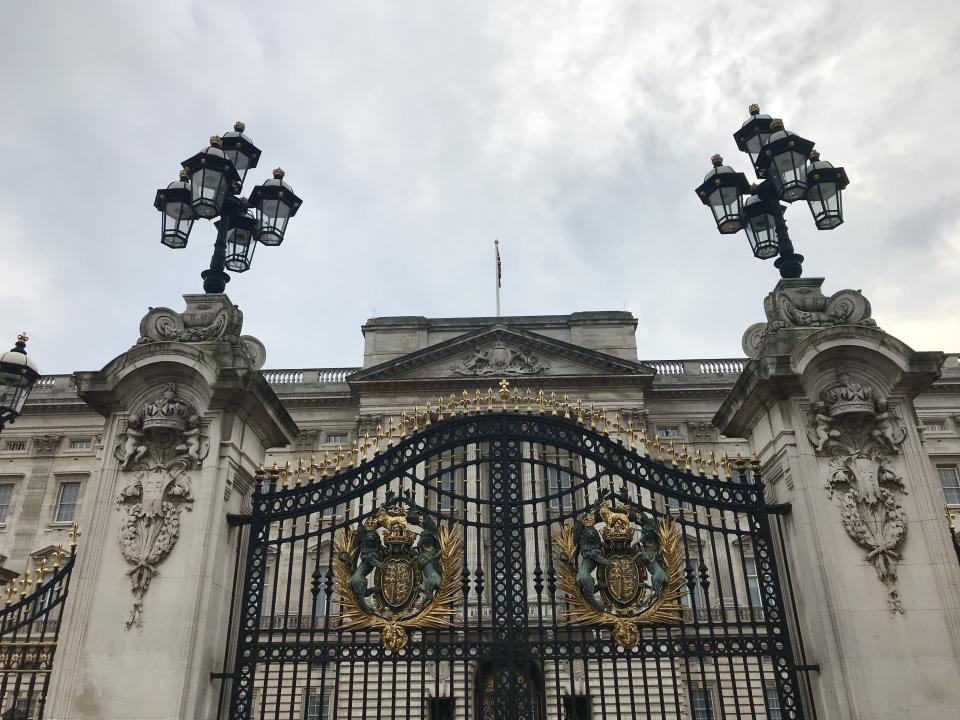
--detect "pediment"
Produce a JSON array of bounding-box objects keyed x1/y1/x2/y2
[{"x1": 349, "y1": 326, "x2": 655, "y2": 385}]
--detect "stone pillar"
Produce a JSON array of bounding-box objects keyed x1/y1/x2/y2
[
  {"x1": 46, "y1": 295, "x2": 297, "y2": 720},
  {"x1": 715, "y1": 278, "x2": 960, "y2": 720}
]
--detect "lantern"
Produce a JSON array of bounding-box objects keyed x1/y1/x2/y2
[
  {"x1": 806, "y1": 151, "x2": 849, "y2": 230},
  {"x1": 733, "y1": 104, "x2": 774, "y2": 179},
  {"x1": 153, "y1": 169, "x2": 195, "y2": 249},
  {"x1": 248, "y1": 168, "x2": 303, "y2": 246},
  {"x1": 742, "y1": 195, "x2": 779, "y2": 259},
  {"x1": 755, "y1": 120, "x2": 815, "y2": 203},
  {"x1": 221, "y1": 121, "x2": 261, "y2": 189},
  {"x1": 695, "y1": 155, "x2": 750, "y2": 234},
  {"x1": 223, "y1": 212, "x2": 258, "y2": 272},
  {"x1": 0, "y1": 334, "x2": 41, "y2": 429},
  {"x1": 181, "y1": 136, "x2": 241, "y2": 219}
]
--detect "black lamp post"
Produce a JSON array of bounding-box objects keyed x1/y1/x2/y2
[
  {"x1": 0, "y1": 334, "x2": 41, "y2": 433},
  {"x1": 695, "y1": 105, "x2": 849, "y2": 279},
  {"x1": 154, "y1": 122, "x2": 303, "y2": 293}
]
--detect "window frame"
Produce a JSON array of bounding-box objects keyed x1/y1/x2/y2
[
  {"x1": 937, "y1": 464, "x2": 960, "y2": 506},
  {"x1": 68, "y1": 439, "x2": 92, "y2": 451},
  {"x1": 744, "y1": 556, "x2": 763, "y2": 608},
  {"x1": 765, "y1": 685, "x2": 783, "y2": 720},
  {"x1": 687, "y1": 684, "x2": 716, "y2": 720},
  {"x1": 304, "y1": 690, "x2": 331, "y2": 720},
  {"x1": 53, "y1": 481, "x2": 81, "y2": 525},
  {"x1": 0, "y1": 483, "x2": 14, "y2": 525}
]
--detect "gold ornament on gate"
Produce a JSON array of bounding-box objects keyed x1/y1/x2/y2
[
  {"x1": 552, "y1": 492, "x2": 686, "y2": 648},
  {"x1": 334, "y1": 490, "x2": 463, "y2": 651}
]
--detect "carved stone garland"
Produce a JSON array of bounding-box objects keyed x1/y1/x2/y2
[
  {"x1": 807, "y1": 369, "x2": 909, "y2": 613},
  {"x1": 114, "y1": 383, "x2": 209, "y2": 629}
]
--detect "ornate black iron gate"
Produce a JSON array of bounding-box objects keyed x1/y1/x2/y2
[{"x1": 223, "y1": 391, "x2": 811, "y2": 720}]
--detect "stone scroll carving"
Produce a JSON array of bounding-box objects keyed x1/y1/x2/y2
[
  {"x1": 743, "y1": 279, "x2": 877, "y2": 358},
  {"x1": 137, "y1": 294, "x2": 267, "y2": 370},
  {"x1": 114, "y1": 383, "x2": 209, "y2": 629},
  {"x1": 806, "y1": 368, "x2": 909, "y2": 613},
  {"x1": 450, "y1": 341, "x2": 549, "y2": 376}
]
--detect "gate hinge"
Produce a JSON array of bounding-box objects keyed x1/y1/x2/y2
[
  {"x1": 765, "y1": 502, "x2": 792, "y2": 515},
  {"x1": 210, "y1": 671, "x2": 232, "y2": 680},
  {"x1": 795, "y1": 663, "x2": 821, "y2": 673},
  {"x1": 226, "y1": 513, "x2": 252, "y2": 527}
]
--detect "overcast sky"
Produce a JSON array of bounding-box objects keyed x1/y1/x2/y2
[{"x1": 2, "y1": 2, "x2": 958, "y2": 374}]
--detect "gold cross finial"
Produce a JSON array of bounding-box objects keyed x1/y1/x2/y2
[
  {"x1": 498, "y1": 378, "x2": 510, "y2": 402},
  {"x1": 69, "y1": 522, "x2": 81, "y2": 549}
]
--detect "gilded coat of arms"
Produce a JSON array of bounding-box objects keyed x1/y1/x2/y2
[
  {"x1": 334, "y1": 490, "x2": 463, "y2": 651},
  {"x1": 552, "y1": 494, "x2": 685, "y2": 648}
]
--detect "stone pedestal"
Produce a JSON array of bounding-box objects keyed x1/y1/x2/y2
[
  {"x1": 716, "y1": 278, "x2": 960, "y2": 719},
  {"x1": 46, "y1": 295, "x2": 297, "y2": 720}
]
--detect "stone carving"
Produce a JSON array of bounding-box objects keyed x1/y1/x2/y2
[
  {"x1": 450, "y1": 341, "x2": 549, "y2": 376},
  {"x1": 806, "y1": 368, "x2": 909, "y2": 613},
  {"x1": 743, "y1": 279, "x2": 877, "y2": 358},
  {"x1": 114, "y1": 383, "x2": 209, "y2": 629},
  {"x1": 137, "y1": 294, "x2": 267, "y2": 370}
]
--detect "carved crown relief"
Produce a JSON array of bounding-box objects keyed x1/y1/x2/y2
[
  {"x1": 742, "y1": 279, "x2": 877, "y2": 358},
  {"x1": 137, "y1": 294, "x2": 266, "y2": 370},
  {"x1": 113, "y1": 382, "x2": 209, "y2": 629},
  {"x1": 449, "y1": 341, "x2": 549, "y2": 377},
  {"x1": 806, "y1": 367, "x2": 909, "y2": 613}
]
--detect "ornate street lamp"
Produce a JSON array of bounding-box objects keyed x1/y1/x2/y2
[
  {"x1": 0, "y1": 334, "x2": 41, "y2": 433},
  {"x1": 154, "y1": 123, "x2": 303, "y2": 293},
  {"x1": 695, "y1": 104, "x2": 850, "y2": 278}
]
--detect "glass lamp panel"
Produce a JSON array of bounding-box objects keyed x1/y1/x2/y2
[
  {"x1": 746, "y1": 212, "x2": 779, "y2": 259},
  {"x1": 745, "y1": 130, "x2": 770, "y2": 169},
  {"x1": 773, "y1": 150, "x2": 809, "y2": 202},
  {"x1": 225, "y1": 219, "x2": 257, "y2": 272},
  {"x1": 709, "y1": 186, "x2": 743, "y2": 234},
  {"x1": 0, "y1": 377, "x2": 28, "y2": 415},
  {"x1": 808, "y1": 180, "x2": 843, "y2": 229},
  {"x1": 191, "y1": 166, "x2": 226, "y2": 218},
  {"x1": 161, "y1": 212, "x2": 193, "y2": 249}
]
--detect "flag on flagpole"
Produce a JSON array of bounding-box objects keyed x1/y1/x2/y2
[{"x1": 496, "y1": 240, "x2": 502, "y2": 288}]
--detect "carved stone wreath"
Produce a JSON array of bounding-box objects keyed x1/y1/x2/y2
[
  {"x1": 114, "y1": 383, "x2": 209, "y2": 629},
  {"x1": 807, "y1": 368, "x2": 909, "y2": 613}
]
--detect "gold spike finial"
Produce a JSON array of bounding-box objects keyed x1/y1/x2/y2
[
  {"x1": 425, "y1": 401, "x2": 433, "y2": 426},
  {"x1": 69, "y1": 522, "x2": 81, "y2": 549}
]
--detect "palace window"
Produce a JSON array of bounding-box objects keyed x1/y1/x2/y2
[
  {"x1": 765, "y1": 686, "x2": 783, "y2": 720},
  {"x1": 924, "y1": 420, "x2": 947, "y2": 432},
  {"x1": 656, "y1": 426, "x2": 682, "y2": 439},
  {"x1": 938, "y1": 465, "x2": 960, "y2": 505},
  {"x1": 4, "y1": 441, "x2": 26, "y2": 452},
  {"x1": 326, "y1": 433, "x2": 349, "y2": 445},
  {"x1": 439, "y1": 468, "x2": 461, "y2": 512},
  {"x1": 305, "y1": 691, "x2": 330, "y2": 720},
  {"x1": 744, "y1": 557, "x2": 762, "y2": 607},
  {"x1": 546, "y1": 465, "x2": 573, "y2": 511},
  {"x1": 428, "y1": 698, "x2": 454, "y2": 720},
  {"x1": 54, "y1": 482, "x2": 81, "y2": 523},
  {"x1": 0, "y1": 483, "x2": 13, "y2": 524},
  {"x1": 688, "y1": 686, "x2": 715, "y2": 720},
  {"x1": 69, "y1": 439, "x2": 92, "y2": 450}
]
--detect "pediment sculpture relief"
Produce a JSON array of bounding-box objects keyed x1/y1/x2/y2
[
  {"x1": 806, "y1": 368, "x2": 909, "y2": 613},
  {"x1": 113, "y1": 382, "x2": 209, "y2": 629},
  {"x1": 450, "y1": 341, "x2": 549, "y2": 376}
]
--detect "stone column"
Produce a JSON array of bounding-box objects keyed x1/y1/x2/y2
[
  {"x1": 715, "y1": 278, "x2": 960, "y2": 720},
  {"x1": 46, "y1": 295, "x2": 298, "y2": 720}
]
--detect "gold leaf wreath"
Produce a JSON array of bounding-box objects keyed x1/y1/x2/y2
[
  {"x1": 552, "y1": 518, "x2": 686, "y2": 627},
  {"x1": 334, "y1": 523, "x2": 464, "y2": 633}
]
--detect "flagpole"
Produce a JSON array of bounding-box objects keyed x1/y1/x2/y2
[{"x1": 495, "y1": 239, "x2": 501, "y2": 317}]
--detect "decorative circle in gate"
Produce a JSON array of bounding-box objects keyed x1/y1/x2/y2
[
  {"x1": 333, "y1": 490, "x2": 464, "y2": 651},
  {"x1": 552, "y1": 493, "x2": 686, "y2": 648}
]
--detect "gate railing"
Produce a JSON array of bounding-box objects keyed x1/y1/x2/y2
[
  {"x1": 0, "y1": 524, "x2": 78, "y2": 720},
  {"x1": 218, "y1": 385, "x2": 816, "y2": 720}
]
